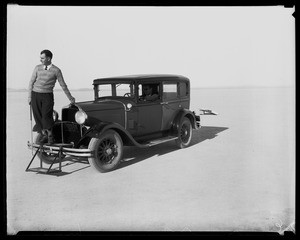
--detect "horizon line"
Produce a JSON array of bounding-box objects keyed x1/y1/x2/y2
[{"x1": 7, "y1": 85, "x2": 295, "y2": 92}]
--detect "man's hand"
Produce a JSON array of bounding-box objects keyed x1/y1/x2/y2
[{"x1": 28, "y1": 99, "x2": 31, "y2": 105}]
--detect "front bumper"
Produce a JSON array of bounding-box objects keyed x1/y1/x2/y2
[{"x1": 27, "y1": 142, "x2": 93, "y2": 157}]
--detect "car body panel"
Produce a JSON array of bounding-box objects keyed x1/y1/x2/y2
[
  {"x1": 135, "y1": 101, "x2": 162, "y2": 136},
  {"x1": 75, "y1": 100, "x2": 125, "y2": 127}
]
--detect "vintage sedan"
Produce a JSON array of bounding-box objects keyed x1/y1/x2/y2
[{"x1": 29, "y1": 74, "x2": 210, "y2": 173}]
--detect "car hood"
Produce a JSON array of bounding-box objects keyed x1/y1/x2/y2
[{"x1": 75, "y1": 100, "x2": 125, "y2": 112}]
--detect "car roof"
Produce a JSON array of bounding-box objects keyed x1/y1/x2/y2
[{"x1": 93, "y1": 74, "x2": 189, "y2": 85}]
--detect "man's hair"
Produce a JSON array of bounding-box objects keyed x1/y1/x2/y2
[{"x1": 41, "y1": 49, "x2": 53, "y2": 59}]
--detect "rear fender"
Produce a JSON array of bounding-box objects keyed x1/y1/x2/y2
[{"x1": 171, "y1": 109, "x2": 197, "y2": 135}]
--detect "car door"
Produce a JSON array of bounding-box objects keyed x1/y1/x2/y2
[
  {"x1": 135, "y1": 83, "x2": 162, "y2": 136},
  {"x1": 161, "y1": 81, "x2": 181, "y2": 131}
]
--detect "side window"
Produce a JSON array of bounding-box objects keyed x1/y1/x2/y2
[
  {"x1": 138, "y1": 83, "x2": 160, "y2": 102},
  {"x1": 179, "y1": 82, "x2": 188, "y2": 98},
  {"x1": 163, "y1": 83, "x2": 178, "y2": 101},
  {"x1": 96, "y1": 83, "x2": 135, "y2": 98},
  {"x1": 97, "y1": 84, "x2": 113, "y2": 97},
  {"x1": 115, "y1": 83, "x2": 135, "y2": 97}
]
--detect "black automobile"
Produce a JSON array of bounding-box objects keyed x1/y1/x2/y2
[{"x1": 30, "y1": 74, "x2": 205, "y2": 173}]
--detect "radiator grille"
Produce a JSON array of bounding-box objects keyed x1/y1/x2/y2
[
  {"x1": 62, "y1": 108, "x2": 78, "y2": 122},
  {"x1": 52, "y1": 122, "x2": 82, "y2": 145}
]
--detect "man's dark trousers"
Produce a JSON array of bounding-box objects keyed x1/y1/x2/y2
[{"x1": 31, "y1": 91, "x2": 54, "y2": 133}]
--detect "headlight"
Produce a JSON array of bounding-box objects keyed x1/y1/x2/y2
[{"x1": 75, "y1": 110, "x2": 87, "y2": 125}]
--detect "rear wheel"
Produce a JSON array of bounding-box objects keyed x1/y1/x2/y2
[
  {"x1": 175, "y1": 117, "x2": 192, "y2": 148},
  {"x1": 88, "y1": 130, "x2": 123, "y2": 173}
]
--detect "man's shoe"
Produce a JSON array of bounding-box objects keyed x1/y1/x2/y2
[
  {"x1": 38, "y1": 135, "x2": 48, "y2": 144},
  {"x1": 48, "y1": 136, "x2": 54, "y2": 145}
]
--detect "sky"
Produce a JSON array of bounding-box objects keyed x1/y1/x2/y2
[{"x1": 7, "y1": 5, "x2": 295, "y2": 90}]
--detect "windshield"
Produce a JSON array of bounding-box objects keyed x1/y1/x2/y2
[{"x1": 95, "y1": 83, "x2": 135, "y2": 99}]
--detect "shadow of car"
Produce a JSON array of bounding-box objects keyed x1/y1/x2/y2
[{"x1": 117, "y1": 126, "x2": 228, "y2": 170}]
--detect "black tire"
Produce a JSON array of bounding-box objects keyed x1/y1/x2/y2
[
  {"x1": 35, "y1": 133, "x2": 65, "y2": 164},
  {"x1": 88, "y1": 130, "x2": 123, "y2": 173},
  {"x1": 175, "y1": 117, "x2": 193, "y2": 148}
]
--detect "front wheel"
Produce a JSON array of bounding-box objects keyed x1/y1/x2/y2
[
  {"x1": 175, "y1": 117, "x2": 193, "y2": 148},
  {"x1": 88, "y1": 130, "x2": 123, "y2": 173}
]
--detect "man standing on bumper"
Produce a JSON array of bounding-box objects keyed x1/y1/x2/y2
[{"x1": 28, "y1": 49, "x2": 75, "y2": 144}]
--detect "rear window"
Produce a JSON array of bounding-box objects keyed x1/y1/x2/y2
[{"x1": 179, "y1": 82, "x2": 188, "y2": 97}]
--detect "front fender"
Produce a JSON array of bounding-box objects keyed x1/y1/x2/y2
[
  {"x1": 78, "y1": 122, "x2": 145, "y2": 148},
  {"x1": 84, "y1": 121, "x2": 119, "y2": 139}
]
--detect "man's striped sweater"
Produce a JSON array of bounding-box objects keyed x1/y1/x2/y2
[{"x1": 28, "y1": 64, "x2": 73, "y2": 102}]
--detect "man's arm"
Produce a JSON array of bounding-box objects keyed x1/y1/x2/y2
[
  {"x1": 56, "y1": 69, "x2": 75, "y2": 103},
  {"x1": 145, "y1": 93, "x2": 159, "y2": 101},
  {"x1": 28, "y1": 66, "x2": 38, "y2": 104}
]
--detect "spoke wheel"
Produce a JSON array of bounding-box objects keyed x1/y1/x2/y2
[
  {"x1": 175, "y1": 117, "x2": 192, "y2": 148},
  {"x1": 97, "y1": 139, "x2": 119, "y2": 164},
  {"x1": 88, "y1": 130, "x2": 123, "y2": 172}
]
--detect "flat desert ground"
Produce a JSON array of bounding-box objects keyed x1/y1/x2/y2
[{"x1": 6, "y1": 87, "x2": 295, "y2": 233}]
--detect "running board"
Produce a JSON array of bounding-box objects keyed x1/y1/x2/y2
[{"x1": 144, "y1": 136, "x2": 178, "y2": 147}]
